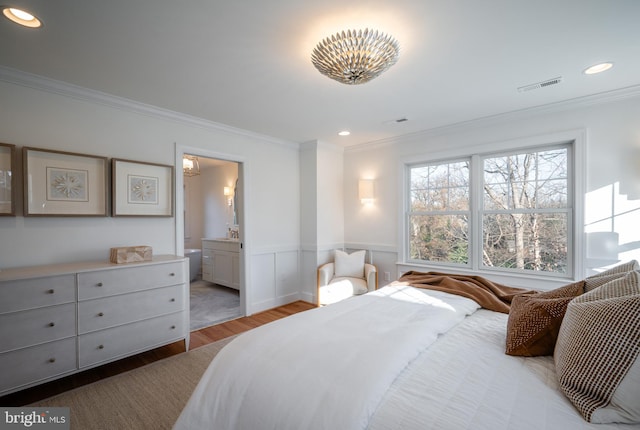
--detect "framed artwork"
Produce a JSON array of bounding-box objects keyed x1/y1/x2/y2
[
  {"x1": 23, "y1": 147, "x2": 108, "y2": 216},
  {"x1": 112, "y1": 158, "x2": 173, "y2": 217},
  {"x1": 0, "y1": 143, "x2": 16, "y2": 216}
]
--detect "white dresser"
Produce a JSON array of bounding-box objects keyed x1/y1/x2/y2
[
  {"x1": 0, "y1": 255, "x2": 189, "y2": 396},
  {"x1": 201, "y1": 239, "x2": 240, "y2": 290}
]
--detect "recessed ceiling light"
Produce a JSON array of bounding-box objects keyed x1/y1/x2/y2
[
  {"x1": 2, "y1": 6, "x2": 42, "y2": 28},
  {"x1": 338, "y1": 130, "x2": 351, "y2": 137},
  {"x1": 583, "y1": 62, "x2": 613, "y2": 75}
]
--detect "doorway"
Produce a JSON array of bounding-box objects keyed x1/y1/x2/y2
[{"x1": 176, "y1": 148, "x2": 246, "y2": 331}]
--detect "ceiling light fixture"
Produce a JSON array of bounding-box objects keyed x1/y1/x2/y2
[
  {"x1": 183, "y1": 155, "x2": 200, "y2": 177},
  {"x1": 311, "y1": 28, "x2": 399, "y2": 85},
  {"x1": 2, "y1": 6, "x2": 42, "y2": 28},
  {"x1": 583, "y1": 62, "x2": 613, "y2": 75},
  {"x1": 338, "y1": 130, "x2": 351, "y2": 136}
]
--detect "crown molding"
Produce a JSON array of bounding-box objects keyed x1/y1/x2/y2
[
  {"x1": 346, "y1": 84, "x2": 640, "y2": 152},
  {"x1": 0, "y1": 65, "x2": 300, "y2": 150}
]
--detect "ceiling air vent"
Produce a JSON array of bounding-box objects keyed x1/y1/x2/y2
[{"x1": 517, "y1": 77, "x2": 563, "y2": 93}]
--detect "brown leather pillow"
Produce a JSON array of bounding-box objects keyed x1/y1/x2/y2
[{"x1": 505, "y1": 281, "x2": 585, "y2": 357}]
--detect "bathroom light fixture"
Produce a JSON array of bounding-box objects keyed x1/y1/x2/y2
[
  {"x1": 2, "y1": 7, "x2": 42, "y2": 28},
  {"x1": 182, "y1": 155, "x2": 200, "y2": 177},
  {"x1": 311, "y1": 28, "x2": 399, "y2": 85},
  {"x1": 359, "y1": 179, "x2": 375, "y2": 204},
  {"x1": 583, "y1": 62, "x2": 613, "y2": 75},
  {"x1": 223, "y1": 186, "x2": 233, "y2": 206}
]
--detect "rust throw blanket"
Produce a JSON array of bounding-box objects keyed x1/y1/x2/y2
[{"x1": 396, "y1": 271, "x2": 535, "y2": 313}]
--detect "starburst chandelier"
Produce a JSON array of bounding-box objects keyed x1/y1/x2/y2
[{"x1": 311, "y1": 28, "x2": 400, "y2": 85}]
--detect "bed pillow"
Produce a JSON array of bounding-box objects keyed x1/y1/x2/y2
[
  {"x1": 505, "y1": 281, "x2": 585, "y2": 357},
  {"x1": 555, "y1": 271, "x2": 640, "y2": 424},
  {"x1": 585, "y1": 260, "x2": 639, "y2": 292},
  {"x1": 334, "y1": 250, "x2": 366, "y2": 278}
]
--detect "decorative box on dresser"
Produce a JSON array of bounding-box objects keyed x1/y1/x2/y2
[{"x1": 0, "y1": 255, "x2": 189, "y2": 396}]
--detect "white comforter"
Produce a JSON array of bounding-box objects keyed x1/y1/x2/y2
[
  {"x1": 173, "y1": 284, "x2": 480, "y2": 430},
  {"x1": 368, "y1": 309, "x2": 639, "y2": 430}
]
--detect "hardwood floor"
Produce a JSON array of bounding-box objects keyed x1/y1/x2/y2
[{"x1": 0, "y1": 300, "x2": 317, "y2": 406}]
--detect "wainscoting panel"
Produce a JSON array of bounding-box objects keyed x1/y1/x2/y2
[
  {"x1": 249, "y1": 247, "x2": 304, "y2": 314},
  {"x1": 275, "y1": 250, "x2": 300, "y2": 298}
]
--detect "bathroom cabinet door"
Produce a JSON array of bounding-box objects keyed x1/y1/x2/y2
[
  {"x1": 213, "y1": 251, "x2": 235, "y2": 289},
  {"x1": 202, "y1": 249, "x2": 214, "y2": 283}
]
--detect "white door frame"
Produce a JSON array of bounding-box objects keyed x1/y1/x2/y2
[{"x1": 174, "y1": 143, "x2": 250, "y2": 317}]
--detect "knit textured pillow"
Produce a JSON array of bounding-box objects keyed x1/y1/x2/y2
[
  {"x1": 505, "y1": 281, "x2": 585, "y2": 357},
  {"x1": 555, "y1": 271, "x2": 640, "y2": 424},
  {"x1": 585, "y1": 260, "x2": 639, "y2": 292}
]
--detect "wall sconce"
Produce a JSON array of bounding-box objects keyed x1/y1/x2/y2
[
  {"x1": 183, "y1": 155, "x2": 200, "y2": 177},
  {"x1": 224, "y1": 186, "x2": 233, "y2": 206},
  {"x1": 359, "y1": 179, "x2": 375, "y2": 204}
]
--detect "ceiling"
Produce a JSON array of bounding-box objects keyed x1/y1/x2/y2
[{"x1": 1, "y1": 0, "x2": 639, "y2": 147}]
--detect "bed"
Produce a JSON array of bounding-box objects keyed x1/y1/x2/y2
[{"x1": 174, "y1": 266, "x2": 640, "y2": 430}]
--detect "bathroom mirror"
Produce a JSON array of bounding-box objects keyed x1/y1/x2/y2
[{"x1": 233, "y1": 178, "x2": 238, "y2": 226}]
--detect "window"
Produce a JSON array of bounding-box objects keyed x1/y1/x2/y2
[
  {"x1": 409, "y1": 160, "x2": 470, "y2": 264},
  {"x1": 407, "y1": 143, "x2": 572, "y2": 276}
]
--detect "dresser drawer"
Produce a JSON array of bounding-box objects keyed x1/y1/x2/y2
[
  {"x1": 78, "y1": 312, "x2": 184, "y2": 368},
  {"x1": 0, "y1": 275, "x2": 75, "y2": 314},
  {"x1": 0, "y1": 303, "x2": 76, "y2": 353},
  {"x1": 78, "y1": 284, "x2": 185, "y2": 334},
  {"x1": 77, "y1": 261, "x2": 185, "y2": 300},
  {"x1": 0, "y1": 337, "x2": 76, "y2": 394}
]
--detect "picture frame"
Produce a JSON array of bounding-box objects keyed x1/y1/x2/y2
[
  {"x1": 112, "y1": 158, "x2": 173, "y2": 217},
  {"x1": 23, "y1": 147, "x2": 108, "y2": 217},
  {"x1": 0, "y1": 143, "x2": 16, "y2": 216}
]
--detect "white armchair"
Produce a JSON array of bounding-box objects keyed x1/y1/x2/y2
[{"x1": 317, "y1": 250, "x2": 378, "y2": 306}]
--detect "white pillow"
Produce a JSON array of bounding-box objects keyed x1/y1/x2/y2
[{"x1": 334, "y1": 250, "x2": 366, "y2": 278}]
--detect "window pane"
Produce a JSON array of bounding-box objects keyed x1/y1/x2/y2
[
  {"x1": 482, "y1": 213, "x2": 567, "y2": 273},
  {"x1": 483, "y1": 148, "x2": 568, "y2": 210},
  {"x1": 409, "y1": 214, "x2": 469, "y2": 264},
  {"x1": 410, "y1": 161, "x2": 469, "y2": 211},
  {"x1": 537, "y1": 149, "x2": 568, "y2": 181},
  {"x1": 484, "y1": 182, "x2": 509, "y2": 210},
  {"x1": 537, "y1": 179, "x2": 567, "y2": 208}
]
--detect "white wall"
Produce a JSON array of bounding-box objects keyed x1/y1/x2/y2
[
  {"x1": 344, "y1": 92, "x2": 640, "y2": 288},
  {"x1": 299, "y1": 140, "x2": 345, "y2": 303},
  {"x1": 0, "y1": 74, "x2": 300, "y2": 315}
]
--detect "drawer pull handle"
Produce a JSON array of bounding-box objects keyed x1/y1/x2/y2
[
  {"x1": 170, "y1": 298, "x2": 176, "y2": 302},
  {"x1": 47, "y1": 289, "x2": 55, "y2": 294},
  {"x1": 98, "y1": 312, "x2": 104, "y2": 317},
  {"x1": 98, "y1": 345, "x2": 104, "y2": 350},
  {"x1": 96, "y1": 282, "x2": 103, "y2": 287},
  {"x1": 171, "y1": 325, "x2": 176, "y2": 330},
  {"x1": 48, "y1": 358, "x2": 56, "y2": 363},
  {"x1": 169, "y1": 272, "x2": 176, "y2": 277},
  {"x1": 48, "y1": 322, "x2": 55, "y2": 327}
]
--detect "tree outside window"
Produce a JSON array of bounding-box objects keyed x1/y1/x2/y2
[{"x1": 407, "y1": 144, "x2": 571, "y2": 275}]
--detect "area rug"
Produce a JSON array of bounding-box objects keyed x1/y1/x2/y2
[
  {"x1": 31, "y1": 336, "x2": 236, "y2": 430},
  {"x1": 190, "y1": 280, "x2": 241, "y2": 331}
]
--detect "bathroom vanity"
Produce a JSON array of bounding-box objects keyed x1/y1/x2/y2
[{"x1": 201, "y1": 239, "x2": 240, "y2": 290}]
